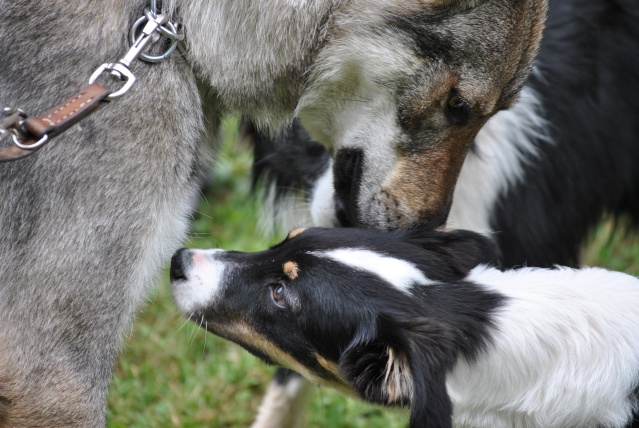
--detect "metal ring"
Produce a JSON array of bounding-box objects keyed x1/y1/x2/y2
[
  {"x1": 156, "y1": 23, "x2": 184, "y2": 42},
  {"x1": 129, "y1": 12, "x2": 182, "y2": 63},
  {"x1": 13, "y1": 133, "x2": 48, "y2": 150},
  {"x1": 150, "y1": 0, "x2": 159, "y2": 16},
  {"x1": 142, "y1": 8, "x2": 182, "y2": 40}
]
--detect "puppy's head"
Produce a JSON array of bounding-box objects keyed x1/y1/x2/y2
[
  {"x1": 298, "y1": 0, "x2": 547, "y2": 228},
  {"x1": 170, "y1": 227, "x2": 498, "y2": 424}
]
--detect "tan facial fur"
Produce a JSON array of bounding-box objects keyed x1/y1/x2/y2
[
  {"x1": 315, "y1": 354, "x2": 348, "y2": 385},
  {"x1": 383, "y1": 122, "x2": 486, "y2": 226},
  {"x1": 287, "y1": 228, "x2": 307, "y2": 239},
  {"x1": 216, "y1": 323, "x2": 354, "y2": 396},
  {"x1": 283, "y1": 261, "x2": 300, "y2": 280}
]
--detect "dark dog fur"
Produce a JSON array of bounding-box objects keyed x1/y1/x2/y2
[{"x1": 490, "y1": 0, "x2": 639, "y2": 267}]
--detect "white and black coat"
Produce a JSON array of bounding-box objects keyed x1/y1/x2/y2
[{"x1": 170, "y1": 227, "x2": 639, "y2": 428}]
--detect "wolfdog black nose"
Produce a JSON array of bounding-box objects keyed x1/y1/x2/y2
[
  {"x1": 170, "y1": 248, "x2": 188, "y2": 281},
  {"x1": 334, "y1": 198, "x2": 353, "y2": 227},
  {"x1": 333, "y1": 148, "x2": 364, "y2": 227}
]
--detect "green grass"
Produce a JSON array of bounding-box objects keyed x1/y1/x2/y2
[{"x1": 107, "y1": 116, "x2": 639, "y2": 427}]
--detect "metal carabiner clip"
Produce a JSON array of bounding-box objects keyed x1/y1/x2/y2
[
  {"x1": 130, "y1": 8, "x2": 184, "y2": 63},
  {"x1": 88, "y1": 11, "x2": 170, "y2": 100}
]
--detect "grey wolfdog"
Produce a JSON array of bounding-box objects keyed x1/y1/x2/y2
[{"x1": 0, "y1": 0, "x2": 546, "y2": 426}]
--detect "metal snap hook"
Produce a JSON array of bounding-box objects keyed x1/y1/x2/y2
[
  {"x1": 12, "y1": 133, "x2": 49, "y2": 150},
  {"x1": 129, "y1": 8, "x2": 183, "y2": 63}
]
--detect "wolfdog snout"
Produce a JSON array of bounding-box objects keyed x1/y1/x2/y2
[{"x1": 333, "y1": 148, "x2": 364, "y2": 227}]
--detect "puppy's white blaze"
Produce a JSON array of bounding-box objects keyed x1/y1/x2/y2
[
  {"x1": 447, "y1": 265, "x2": 639, "y2": 428},
  {"x1": 447, "y1": 86, "x2": 550, "y2": 235},
  {"x1": 312, "y1": 248, "x2": 435, "y2": 292},
  {"x1": 172, "y1": 249, "x2": 225, "y2": 315}
]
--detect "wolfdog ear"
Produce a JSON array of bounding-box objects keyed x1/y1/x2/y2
[{"x1": 339, "y1": 314, "x2": 456, "y2": 428}]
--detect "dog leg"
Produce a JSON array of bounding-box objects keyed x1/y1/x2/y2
[
  {"x1": 0, "y1": 354, "x2": 106, "y2": 428},
  {"x1": 252, "y1": 369, "x2": 312, "y2": 428},
  {"x1": 0, "y1": 3, "x2": 215, "y2": 423}
]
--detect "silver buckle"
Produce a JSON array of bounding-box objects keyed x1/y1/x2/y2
[{"x1": 88, "y1": 3, "x2": 183, "y2": 100}]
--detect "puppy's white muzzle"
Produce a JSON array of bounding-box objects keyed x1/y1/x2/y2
[{"x1": 169, "y1": 248, "x2": 225, "y2": 315}]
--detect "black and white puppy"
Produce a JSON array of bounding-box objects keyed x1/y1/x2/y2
[{"x1": 170, "y1": 228, "x2": 639, "y2": 428}]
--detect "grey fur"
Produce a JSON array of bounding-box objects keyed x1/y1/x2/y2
[{"x1": 0, "y1": 0, "x2": 546, "y2": 426}]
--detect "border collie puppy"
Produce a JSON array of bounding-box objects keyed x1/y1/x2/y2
[{"x1": 170, "y1": 227, "x2": 639, "y2": 428}]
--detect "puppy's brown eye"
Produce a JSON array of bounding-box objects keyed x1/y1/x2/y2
[
  {"x1": 271, "y1": 283, "x2": 287, "y2": 308},
  {"x1": 445, "y1": 89, "x2": 471, "y2": 125}
]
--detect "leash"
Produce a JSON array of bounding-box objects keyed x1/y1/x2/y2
[{"x1": 0, "y1": 2, "x2": 183, "y2": 162}]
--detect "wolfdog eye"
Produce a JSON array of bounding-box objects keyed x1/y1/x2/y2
[
  {"x1": 270, "y1": 282, "x2": 287, "y2": 308},
  {"x1": 445, "y1": 89, "x2": 471, "y2": 125}
]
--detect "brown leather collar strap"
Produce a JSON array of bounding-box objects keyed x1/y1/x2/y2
[{"x1": 0, "y1": 83, "x2": 111, "y2": 162}]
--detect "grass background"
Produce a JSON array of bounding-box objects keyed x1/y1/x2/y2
[{"x1": 106, "y1": 116, "x2": 639, "y2": 427}]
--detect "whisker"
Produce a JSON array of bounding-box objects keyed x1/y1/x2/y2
[
  {"x1": 187, "y1": 321, "x2": 199, "y2": 348},
  {"x1": 175, "y1": 312, "x2": 194, "y2": 335},
  {"x1": 192, "y1": 209, "x2": 214, "y2": 220},
  {"x1": 203, "y1": 321, "x2": 208, "y2": 353}
]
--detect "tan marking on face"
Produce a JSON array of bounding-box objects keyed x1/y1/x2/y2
[
  {"x1": 383, "y1": 123, "x2": 485, "y2": 226},
  {"x1": 315, "y1": 354, "x2": 348, "y2": 384},
  {"x1": 217, "y1": 322, "x2": 313, "y2": 378},
  {"x1": 287, "y1": 228, "x2": 307, "y2": 239},
  {"x1": 401, "y1": 74, "x2": 458, "y2": 135},
  {"x1": 283, "y1": 261, "x2": 300, "y2": 280},
  {"x1": 215, "y1": 322, "x2": 355, "y2": 396}
]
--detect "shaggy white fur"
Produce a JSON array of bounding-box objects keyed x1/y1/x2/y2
[{"x1": 450, "y1": 266, "x2": 639, "y2": 427}]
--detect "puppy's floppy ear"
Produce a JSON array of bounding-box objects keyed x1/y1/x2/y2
[
  {"x1": 408, "y1": 227, "x2": 502, "y2": 274},
  {"x1": 404, "y1": 317, "x2": 456, "y2": 428},
  {"x1": 339, "y1": 314, "x2": 456, "y2": 428},
  {"x1": 440, "y1": 229, "x2": 502, "y2": 272}
]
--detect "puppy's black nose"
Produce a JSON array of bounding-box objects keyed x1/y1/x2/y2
[{"x1": 170, "y1": 248, "x2": 188, "y2": 281}]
